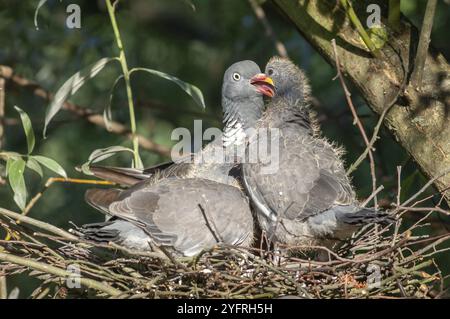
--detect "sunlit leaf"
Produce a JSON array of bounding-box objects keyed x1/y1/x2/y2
[
  {"x1": 81, "y1": 146, "x2": 135, "y2": 175},
  {"x1": 44, "y1": 57, "x2": 118, "y2": 137},
  {"x1": 104, "y1": 75, "x2": 124, "y2": 132},
  {"x1": 32, "y1": 155, "x2": 67, "y2": 178},
  {"x1": 33, "y1": 0, "x2": 48, "y2": 30},
  {"x1": 3, "y1": 153, "x2": 21, "y2": 178},
  {"x1": 182, "y1": 0, "x2": 196, "y2": 11},
  {"x1": 7, "y1": 158, "x2": 27, "y2": 210},
  {"x1": 88, "y1": 146, "x2": 135, "y2": 163},
  {"x1": 26, "y1": 158, "x2": 43, "y2": 178},
  {"x1": 130, "y1": 67, "x2": 206, "y2": 109},
  {"x1": 14, "y1": 106, "x2": 35, "y2": 154}
]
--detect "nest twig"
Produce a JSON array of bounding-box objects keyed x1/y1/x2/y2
[{"x1": 0, "y1": 192, "x2": 449, "y2": 299}]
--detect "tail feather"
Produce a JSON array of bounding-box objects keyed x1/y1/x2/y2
[
  {"x1": 89, "y1": 162, "x2": 175, "y2": 186},
  {"x1": 85, "y1": 188, "x2": 121, "y2": 213},
  {"x1": 335, "y1": 207, "x2": 394, "y2": 226},
  {"x1": 89, "y1": 166, "x2": 150, "y2": 186},
  {"x1": 71, "y1": 220, "x2": 120, "y2": 243},
  {"x1": 307, "y1": 205, "x2": 395, "y2": 240}
]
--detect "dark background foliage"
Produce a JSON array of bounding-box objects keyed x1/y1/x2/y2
[{"x1": 0, "y1": 0, "x2": 449, "y2": 296}]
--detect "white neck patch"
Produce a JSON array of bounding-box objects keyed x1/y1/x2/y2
[{"x1": 222, "y1": 120, "x2": 246, "y2": 147}]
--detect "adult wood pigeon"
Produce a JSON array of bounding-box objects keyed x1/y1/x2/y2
[
  {"x1": 76, "y1": 61, "x2": 270, "y2": 255},
  {"x1": 77, "y1": 176, "x2": 254, "y2": 256},
  {"x1": 88, "y1": 60, "x2": 269, "y2": 188},
  {"x1": 243, "y1": 57, "x2": 392, "y2": 248}
]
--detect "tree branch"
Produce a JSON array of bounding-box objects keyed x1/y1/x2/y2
[
  {"x1": 248, "y1": 0, "x2": 289, "y2": 58},
  {"x1": 0, "y1": 251, "x2": 121, "y2": 297},
  {"x1": 410, "y1": 0, "x2": 438, "y2": 89},
  {"x1": 273, "y1": 0, "x2": 450, "y2": 204},
  {"x1": 331, "y1": 39, "x2": 378, "y2": 206},
  {"x1": 0, "y1": 207, "x2": 77, "y2": 241},
  {"x1": 0, "y1": 65, "x2": 171, "y2": 157}
]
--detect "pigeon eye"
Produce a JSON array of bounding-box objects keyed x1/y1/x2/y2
[
  {"x1": 232, "y1": 72, "x2": 241, "y2": 81},
  {"x1": 267, "y1": 68, "x2": 274, "y2": 76}
]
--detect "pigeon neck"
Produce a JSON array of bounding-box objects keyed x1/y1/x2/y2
[
  {"x1": 270, "y1": 96, "x2": 314, "y2": 134},
  {"x1": 273, "y1": 87, "x2": 305, "y2": 108},
  {"x1": 222, "y1": 96, "x2": 262, "y2": 146}
]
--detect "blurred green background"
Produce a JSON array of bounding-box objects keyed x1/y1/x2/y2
[{"x1": 0, "y1": 0, "x2": 449, "y2": 297}]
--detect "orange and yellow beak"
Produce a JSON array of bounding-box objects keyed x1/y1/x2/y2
[{"x1": 250, "y1": 73, "x2": 275, "y2": 98}]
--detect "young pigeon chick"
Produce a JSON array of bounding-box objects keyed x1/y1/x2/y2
[{"x1": 243, "y1": 56, "x2": 392, "y2": 249}]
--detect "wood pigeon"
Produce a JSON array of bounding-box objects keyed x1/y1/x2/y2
[
  {"x1": 88, "y1": 60, "x2": 268, "y2": 188},
  {"x1": 76, "y1": 61, "x2": 269, "y2": 255},
  {"x1": 243, "y1": 57, "x2": 392, "y2": 248},
  {"x1": 77, "y1": 176, "x2": 254, "y2": 256}
]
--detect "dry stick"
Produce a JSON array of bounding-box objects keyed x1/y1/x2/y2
[
  {"x1": 0, "y1": 65, "x2": 171, "y2": 157},
  {"x1": 0, "y1": 76, "x2": 5, "y2": 186},
  {"x1": 0, "y1": 251, "x2": 121, "y2": 297},
  {"x1": 410, "y1": 0, "x2": 438, "y2": 89},
  {"x1": 392, "y1": 166, "x2": 402, "y2": 246},
  {"x1": 361, "y1": 185, "x2": 384, "y2": 207},
  {"x1": 346, "y1": 104, "x2": 392, "y2": 175},
  {"x1": 22, "y1": 177, "x2": 115, "y2": 216},
  {"x1": 331, "y1": 39, "x2": 378, "y2": 207},
  {"x1": 248, "y1": 0, "x2": 289, "y2": 58},
  {"x1": 0, "y1": 276, "x2": 6, "y2": 299},
  {"x1": 0, "y1": 77, "x2": 5, "y2": 150},
  {"x1": 0, "y1": 208, "x2": 77, "y2": 240},
  {"x1": 395, "y1": 206, "x2": 450, "y2": 216},
  {"x1": 400, "y1": 168, "x2": 450, "y2": 209},
  {"x1": 198, "y1": 204, "x2": 223, "y2": 243}
]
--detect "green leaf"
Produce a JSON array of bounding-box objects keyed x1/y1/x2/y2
[
  {"x1": 81, "y1": 146, "x2": 135, "y2": 175},
  {"x1": 26, "y1": 158, "x2": 43, "y2": 178},
  {"x1": 33, "y1": 0, "x2": 49, "y2": 30},
  {"x1": 32, "y1": 155, "x2": 67, "y2": 178},
  {"x1": 7, "y1": 158, "x2": 27, "y2": 210},
  {"x1": 88, "y1": 146, "x2": 134, "y2": 162},
  {"x1": 367, "y1": 27, "x2": 388, "y2": 50},
  {"x1": 14, "y1": 106, "x2": 35, "y2": 154},
  {"x1": 130, "y1": 67, "x2": 206, "y2": 109},
  {"x1": 104, "y1": 75, "x2": 124, "y2": 132},
  {"x1": 44, "y1": 57, "x2": 118, "y2": 137}
]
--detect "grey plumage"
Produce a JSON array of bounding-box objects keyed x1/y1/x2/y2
[
  {"x1": 243, "y1": 57, "x2": 392, "y2": 248},
  {"x1": 88, "y1": 60, "x2": 265, "y2": 188},
  {"x1": 79, "y1": 177, "x2": 254, "y2": 256},
  {"x1": 78, "y1": 61, "x2": 266, "y2": 255}
]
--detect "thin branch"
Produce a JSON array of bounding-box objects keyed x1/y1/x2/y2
[
  {"x1": 0, "y1": 276, "x2": 6, "y2": 299},
  {"x1": 346, "y1": 104, "x2": 392, "y2": 175},
  {"x1": 0, "y1": 65, "x2": 171, "y2": 157},
  {"x1": 198, "y1": 204, "x2": 223, "y2": 243},
  {"x1": 331, "y1": 39, "x2": 378, "y2": 207},
  {"x1": 23, "y1": 177, "x2": 115, "y2": 217},
  {"x1": 395, "y1": 206, "x2": 450, "y2": 216},
  {"x1": 400, "y1": 168, "x2": 450, "y2": 208},
  {"x1": 339, "y1": 0, "x2": 380, "y2": 58},
  {"x1": 106, "y1": 0, "x2": 140, "y2": 166},
  {"x1": 0, "y1": 208, "x2": 77, "y2": 240},
  {"x1": 388, "y1": 0, "x2": 401, "y2": 31},
  {"x1": 248, "y1": 0, "x2": 289, "y2": 58},
  {"x1": 410, "y1": 0, "x2": 437, "y2": 89},
  {"x1": 0, "y1": 76, "x2": 5, "y2": 150},
  {"x1": 0, "y1": 251, "x2": 122, "y2": 297}
]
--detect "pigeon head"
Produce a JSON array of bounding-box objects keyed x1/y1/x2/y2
[
  {"x1": 222, "y1": 60, "x2": 269, "y2": 102},
  {"x1": 221, "y1": 60, "x2": 267, "y2": 141},
  {"x1": 255, "y1": 56, "x2": 310, "y2": 106}
]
